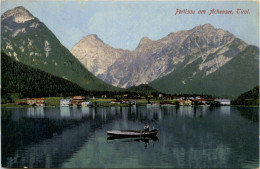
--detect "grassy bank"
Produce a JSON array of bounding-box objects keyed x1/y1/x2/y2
[{"x1": 1, "y1": 103, "x2": 32, "y2": 108}]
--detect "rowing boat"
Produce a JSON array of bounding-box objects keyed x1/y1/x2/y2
[
  {"x1": 107, "y1": 129, "x2": 158, "y2": 138},
  {"x1": 107, "y1": 135, "x2": 159, "y2": 142}
]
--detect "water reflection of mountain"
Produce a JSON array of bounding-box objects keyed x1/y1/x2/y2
[
  {"x1": 4, "y1": 122, "x2": 93, "y2": 168},
  {"x1": 2, "y1": 106, "x2": 147, "y2": 168},
  {"x1": 1, "y1": 106, "x2": 258, "y2": 168},
  {"x1": 2, "y1": 107, "x2": 105, "y2": 168},
  {"x1": 62, "y1": 105, "x2": 258, "y2": 168},
  {"x1": 156, "y1": 106, "x2": 258, "y2": 168}
]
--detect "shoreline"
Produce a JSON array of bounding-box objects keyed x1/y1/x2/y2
[{"x1": 1, "y1": 103, "x2": 259, "y2": 108}]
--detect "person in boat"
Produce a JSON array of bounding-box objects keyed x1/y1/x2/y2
[{"x1": 143, "y1": 122, "x2": 149, "y2": 132}]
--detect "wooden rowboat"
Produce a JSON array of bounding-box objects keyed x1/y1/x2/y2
[
  {"x1": 107, "y1": 135, "x2": 159, "y2": 142},
  {"x1": 107, "y1": 129, "x2": 158, "y2": 138}
]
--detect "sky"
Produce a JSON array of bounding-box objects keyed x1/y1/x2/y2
[{"x1": 1, "y1": 0, "x2": 259, "y2": 51}]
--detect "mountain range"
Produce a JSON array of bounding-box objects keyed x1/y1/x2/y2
[
  {"x1": 71, "y1": 24, "x2": 259, "y2": 97},
  {"x1": 150, "y1": 45, "x2": 259, "y2": 97},
  {"x1": 1, "y1": 6, "x2": 259, "y2": 97},
  {"x1": 1, "y1": 6, "x2": 119, "y2": 91}
]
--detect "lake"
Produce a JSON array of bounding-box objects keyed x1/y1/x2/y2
[{"x1": 1, "y1": 105, "x2": 259, "y2": 168}]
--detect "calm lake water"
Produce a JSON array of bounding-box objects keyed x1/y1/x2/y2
[{"x1": 1, "y1": 105, "x2": 259, "y2": 168}]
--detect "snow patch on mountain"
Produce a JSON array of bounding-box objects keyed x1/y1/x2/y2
[
  {"x1": 12, "y1": 28, "x2": 26, "y2": 37},
  {"x1": 30, "y1": 22, "x2": 39, "y2": 28},
  {"x1": 1, "y1": 6, "x2": 35, "y2": 23},
  {"x1": 6, "y1": 43, "x2": 13, "y2": 50},
  {"x1": 44, "y1": 40, "x2": 51, "y2": 57}
]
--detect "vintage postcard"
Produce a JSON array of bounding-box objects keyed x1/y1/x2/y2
[{"x1": 1, "y1": 0, "x2": 259, "y2": 168}]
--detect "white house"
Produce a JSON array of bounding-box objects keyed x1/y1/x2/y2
[
  {"x1": 60, "y1": 99, "x2": 71, "y2": 106},
  {"x1": 81, "y1": 101, "x2": 93, "y2": 107},
  {"x1": 215, "y1": 99, "x2": 231, "y2": 105},
  {"x1": 195, "y1": 96, "x2": 202, "y2": 100},
  {"x1": 158, "y1": 94, "x2": 163, "y2": 98}
]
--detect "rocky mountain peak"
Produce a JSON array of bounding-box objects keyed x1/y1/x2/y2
[
  {"x1": 1, "y1": 6, "x2": 35, "y2": 23},
  {"x1": 198, "y1": 23, "x2": 214, "y2": 29},
  {"x1": 84, "y1": 34, "x2": 102, "y2": 41},
  {"x1": 140, "y1": 37, "x2": 152, "y2": 43},
  {"x1": 78, "y1": 34, "x2": 105, "y2": 46},
  {"x1": 191, "y1": 24, "x2": 215, "y2": 32},
  {"x1": 191, "y1": 23, "x2": 230, "y2": 36},
  {"x1": 71, "y1": 33, "x2": 130, "y2": 77},
  {"x1": 136, "y1": 37, "x2": 153, "y2": 49}
]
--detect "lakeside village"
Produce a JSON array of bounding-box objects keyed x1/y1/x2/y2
[{"x1": 11, "y1": 94, "x2": 231, "y2": 108}]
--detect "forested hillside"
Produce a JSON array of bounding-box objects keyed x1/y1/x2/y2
[
  {"x1": 126, "y1": 84, "x2": 161, "y2": 95},
  {"x1": 232, "y1": 86, "x2": 259, "y2": 106},
  {"x1": 1, "y1": 52, "x2": 89, "y2": 98}
]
